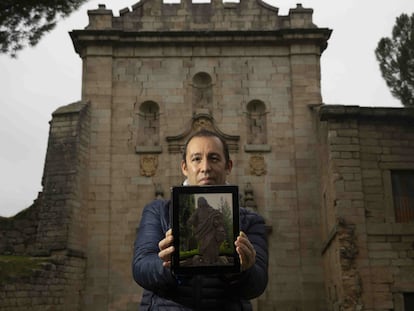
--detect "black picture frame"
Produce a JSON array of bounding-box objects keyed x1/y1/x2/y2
[{"x1": 171, "y1": 185, "x2": 240, "y2": 275}]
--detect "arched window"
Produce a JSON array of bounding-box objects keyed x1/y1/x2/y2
[
  {"x1": 246, "y1": 100, "x2": 267, "y2": 144},
  {"x1": 192, "y1": 72, "x2": 213, "y2": 112}
]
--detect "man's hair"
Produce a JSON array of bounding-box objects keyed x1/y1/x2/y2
[{"x1": 182, "y1": 129, "x2": 231, "y2": 166}]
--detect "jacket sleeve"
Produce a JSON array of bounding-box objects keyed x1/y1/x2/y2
[
  {"x1": 132, "y1": 200, "x2": 177, "y2": 293},
  {"x1": 230, "y1": 208, "x2": 268, "y2": 299}
]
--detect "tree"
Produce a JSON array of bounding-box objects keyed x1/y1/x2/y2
[
  {"x1": 375, "y1": 13, "x2": 414, "y2": 106},
  {"x1": 0, "y1": 0, "x2": 88, "y2": 57}
]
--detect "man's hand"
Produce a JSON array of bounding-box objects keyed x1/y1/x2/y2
[
  {"x1": 158, "y1": 229, "x2": 174, "y2": 268},
  {"x1": 235, "y1": 231, "x2": 256, "y2": 271}
]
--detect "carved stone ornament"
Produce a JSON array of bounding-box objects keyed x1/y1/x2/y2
[
  {"x1": 140, "y1": 155, "x2": 158, "y2": 177},
  {"x1": 166, "y1": 113, "x2": 240, "y2": 153},
  {"x1": 193, "y1": 117, "x2": 213, "y2": 132},
  {"x1": 249, "y1": 155, "x2": 266, "y2": 176}
]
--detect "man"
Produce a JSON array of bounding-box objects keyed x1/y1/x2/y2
[{"x1": 132, "y1": 129, "x2": 268, "y2": 310}]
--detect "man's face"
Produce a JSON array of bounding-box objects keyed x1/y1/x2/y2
[{"x1": 181, "y1": 136, "x2": 232, "y2": 186}]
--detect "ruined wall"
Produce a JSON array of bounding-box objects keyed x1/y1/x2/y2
[
  {"x1": 0, "y1": 101, "x2": 89, "y2": 310},
  {"x1": 318, "y1": 106, "x2": 414, "y2": 311},
  {"x1": 0, "y1": 197, "x2": 40, "y2": 256},
  {"x1": 36, "y1": 101, "x2": 90, "y2": 256},
  {"x1": 0, "y1": 253, "x2": 86, "y2": 311}
]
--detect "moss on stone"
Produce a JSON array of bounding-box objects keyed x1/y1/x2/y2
[{"x1": 0, "y1": 255, "x2": 51, "y2": 283}]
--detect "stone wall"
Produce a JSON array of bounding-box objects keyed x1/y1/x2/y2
[
  {"x1": 0, "y1": 101, "x2": 89, "y2": 310},
  {"x1": 318, "y1": 105, "x2": 414, "y2": 311},
  {"x1": 0, "y1": 252, "x2": 86, "y2": 311},
  {"x1": 0, "y1": 196, "x2": 40, "y2": 256},
  {"x1": 36, "y1": 101, "x2": 90, "y2": 256}
]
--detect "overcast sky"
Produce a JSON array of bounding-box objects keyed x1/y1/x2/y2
[{"x1": 1, "y1": 0, "x2": 413, "y2": 217}]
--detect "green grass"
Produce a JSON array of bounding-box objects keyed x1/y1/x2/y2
[
  {"x1": 179, "y1": 249, "x2": 199, "y2": 259},
  {"x1": 179, "y1": 243, "x2": 235, "y2": 259},
  {"x1": 0, "y1": 255, "x2": 50, "y2": 283}
]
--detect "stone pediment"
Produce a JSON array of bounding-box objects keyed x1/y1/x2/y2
[
  {"x1": 166, "y1": 111, "x2": 239, "y2": 153},
  {"x1": 83, "y1": 1, "x2": 319, "y2": 32},
  {"x1": 113, "y1": 0, "x2": 281, "y2": 32},
  {"x1": 71, "y1": 3, "x2": 331, "y2": 56}
]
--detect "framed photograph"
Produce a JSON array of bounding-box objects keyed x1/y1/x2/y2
[{"x1": 171, "y1": 185, "x2": 240, "y2": 275}]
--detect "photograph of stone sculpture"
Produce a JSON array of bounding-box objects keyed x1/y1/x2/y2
[{"x1": 177, "y1": 193, "x2": 235, "y2": 267}]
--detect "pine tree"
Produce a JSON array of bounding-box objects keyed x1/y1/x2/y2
[
  {"x1": 375, "y1": 13, "x2": 414, "y2": 106},
  {"x1": 0, "y1": 0, "x2": 88, "y2": 57}
]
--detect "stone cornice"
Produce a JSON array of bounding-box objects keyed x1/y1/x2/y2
[
  {"x1": 318, "y1": 105, "x2": 414, "y2": 121},
  {"x1": 70, "y1": 28, "x2": 332, "y2": 55}
]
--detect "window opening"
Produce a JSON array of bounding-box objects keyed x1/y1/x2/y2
[
  {"x1": 391, "y1": 170, "x2": 414, "y2": 223},
  {"x1": 404, "y1": 292, "x2": 414, "y2": 310}
]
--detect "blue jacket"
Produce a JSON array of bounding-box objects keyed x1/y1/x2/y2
[{"x1": 132, "y1": 199, "x2": 268, "y2": 310}]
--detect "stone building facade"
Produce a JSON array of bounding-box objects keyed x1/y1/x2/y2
[
  {"x1": 317, "y1": 105, "x2": 414, "y2": 311},
  {"x1": 1, "y1": 0, "x2": 414, "y2": 310}
]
